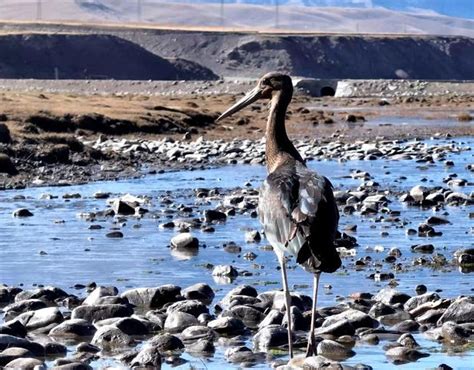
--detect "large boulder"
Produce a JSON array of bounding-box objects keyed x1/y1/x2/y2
[
  {"x1": 12, "y1": 307, "x2": 64, "y2": 331},
  {"x1": 49, "y1": 319, "x2": 96, "y2": 337},
  {"x1": 121, "y1": 285, "x2": 181, "y2": 308},
  {"x1": 437, "y1": 297, "x2": 474, "y2": 325},
  {"x1": 71, "y1": 304, "x2": 133, "y2": 322}
]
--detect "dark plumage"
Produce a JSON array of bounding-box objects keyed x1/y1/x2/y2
[{"x1": 217, "y1": 72, "x2": 341, "y2": 360}]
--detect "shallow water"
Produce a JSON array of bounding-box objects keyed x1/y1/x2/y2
[{"x1": 1, "y1": 136, "x2": 473, "y2": 369}]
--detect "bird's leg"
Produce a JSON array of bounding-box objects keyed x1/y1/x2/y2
[
  {"x1": 279, "y1": 256, "x2": 293, "y2": 359},
  {"x1": 306, "y1": 272, "x2": 320, "y2": 357}
]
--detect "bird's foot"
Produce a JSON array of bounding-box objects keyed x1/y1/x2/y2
[{"x1": 305, "y1": 332, "x2": 317, "y2": 357}]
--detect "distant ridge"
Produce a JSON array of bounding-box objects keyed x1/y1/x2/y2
[{"x1": 0, "y1": 1, "x2": 472, "y2": 37}]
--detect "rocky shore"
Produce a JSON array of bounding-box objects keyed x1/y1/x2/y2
[{"x1": 1, "y1": 282, "x2": 472, "y2": 369}]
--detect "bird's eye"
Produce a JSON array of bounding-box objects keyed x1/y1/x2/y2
[{"x1": 262, "y1": 79, "x2": 271, "y2": 86}]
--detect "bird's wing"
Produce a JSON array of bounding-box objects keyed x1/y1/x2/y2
[{"x1": 258, "y1": 162, "x2": 340, "y2": 272}]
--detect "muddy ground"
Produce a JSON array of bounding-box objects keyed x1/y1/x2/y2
[{"x1": 0, "y1": 79, "x2": 472, "y2": 189}]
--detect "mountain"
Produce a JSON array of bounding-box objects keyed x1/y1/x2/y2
[{"x1": 0, "y1": 0, "x2": 472, "y2": 37}]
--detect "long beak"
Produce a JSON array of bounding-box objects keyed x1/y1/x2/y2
[{"x1": 216, "y1": 86, "x2": 262, "y2": 122}]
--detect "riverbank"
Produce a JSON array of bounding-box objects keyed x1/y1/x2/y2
[{"x1": 0, "y1": 80, "x2": 472, "y2": 189}]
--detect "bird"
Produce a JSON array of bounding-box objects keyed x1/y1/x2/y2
[{"x1": 216, "y1": 72, "x2": 341, "y2": 358}]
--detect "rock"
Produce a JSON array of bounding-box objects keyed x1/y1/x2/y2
[
  {"x1": 0, "y1": 320, "x2": 27, "y2": 337},
  {"x1": 314, "y1": 319, "x2": 355, "y2": 336},
  {"x1": 0, "y1": 335, "x2": 44, "y2": 356},
  {"x1": 164, "y1": 311, "x2": 198, "y2": 332},
  {"x1": 272, "y1": 291, "x2": 311, "y2": 312},
  {"x1": 415, "y1": 285, "x2": 428, "y2": 295},
  {"x1": 170, "y1": 232, "x2": 199, "y2": 249},
  {"x1": 148, "y1": 333, "x2": 184, "y2": 352},
  {"x1": 404, "y1": 292, "x2": 441, "y2": 311},
  {"x1": 4, "y1": 299, "x2": 47, "y2": 321},
  {"x1": 385, "y1": 346, "x2": 429, "y2": 364},
  {"x1": 437, "y1": 297, "x2": 474, "y2": 325},
  {"x1": 12, "y1": 307, "x2": 64, "y2": 331},
  {"x1": 409, "y1": 185, "x2": 429, "y2": 203},
  {"x1": 208, "y1": 316, "x2": 246, "y2": 335},
  {"x1": 130, "y1": 346, "x2": 161, "y2": 369},
  {"x1": 49, "y1": 319, "x2": 96, "y2": 337},
  {"x1": 258, "y1": 309, "x2": 283, "y2": 328},
  {"x1": 225, "y1": 346, "x2": 264, "y2": 365},
  {"x1": 121, "y1": 285, "x2": 180, "y2": 308},
  {"x1": 281, "y1": 306, "x2": 308, "y2": 331},
  {"x1": 212, "y1": 265, "x2": 238, "y2": 277},
  {"x1": 44, "y1": 342, "x2": 67, "y2": 356},
  {"x1": 253, "y1": 325, "x2": 290, "y2": 350},
  {"x1": 374, "y1": 288, "x2": 411, "y2": 305},
  {"x1": 91, "y1": 325, "x2": 132, "y2": 349},
  {"x1": 76, "y1": 342, "x2": 100, "y2": 353},
  {"x1": 51, "y1": 363, "x2": 93, "y2": 370},
  {"x1": 397, "y1": 333, "x2": 418, "y2": 348},
  {"x1": 4, "y1": 357, "x2": 45, "y2": 369},
  {"x1": 392, "y1": 320, "x2": 420, "y2": 332},
  {"x1": 166, "y1": 299, "x2": 208, "y2": 317},
  {"x1": 225, "y1": 305, "x2": 265, "y2": 329},
  {"x1": 323, "y1": 308, "x2": 378, "y2": 330},
  {"x1": 111, "y1": 199, "x2": 135, "y2": 215},
  {"x1": 245, "y1": 230, "x2": 261, "y2": 243},
  {"x1": 83, "y1": 286, "x2": 118, "y2": 305},
  {"x1": 12, "y1": 208, "x2": 33, "y2": 217},
  {"x1": 106, "y1": 231, "x2": 123, "y2": 238},
  {"x1": 203, "y1": 209, "x2": 227, "y2": 222},
  {"x1": 302, "y1": 355, "x2": 335, "y2": 368},
  {"x1": 417, "y1": 309, "x2": 446, "y2": 325},
  {"x1": 182, "y1": 283, "x2": 214, "y2": 305},
  {"x1": 186, "y1": 338, "x2": 215, "y2": 354},
  {"x1": 440, "y1": 321, "x2": 471, "y2": 344},
  {"x1": 0, "y1": 347, "x2": 33, "y2": 367},
  {"x1": 181, "y1": 325, "x2": 216, "y2": 342},
  {"x1": 317, "y1": 339, "x2": 355, "y2": 361},
  {"x1": 222, "y1": 285, "x2": 258, "y2": 305},
  {"x1": 14, "y1": 286, "x2": 68, "y2": 303},
  {"x1": 411, "y1": 244, "x2": 435, "y2": 253},
  {"x1": 426, "y1": 216, "x2": 450, "y2": 225},
  {"x1": 111, "y1": 317, "x2": 149, "y2": 336},
  {"x1": 0, "y1": 123, "x2": 11, "y2": 143},
  {"x1": 368, "y1": 302, "x2": 396, "y2": 317},
  {"x1": 71, "y1": 304, "x2": 133, "y2": 322},
  {"x1": 0, "y1": 154, "x2": 17, "y2": 175}
]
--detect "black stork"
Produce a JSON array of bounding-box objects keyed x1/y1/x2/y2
[{"x1": 217, "y1": 72, "x2": 341, "y2": 358}]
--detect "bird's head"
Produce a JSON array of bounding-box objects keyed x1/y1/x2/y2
[{"x1": 216, "y1": 72, "x2": 293, "y2": 122}]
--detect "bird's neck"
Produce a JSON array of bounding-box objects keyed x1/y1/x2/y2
[{"x1": 265, "y1": 90, "x2": 304, "y2": 173}]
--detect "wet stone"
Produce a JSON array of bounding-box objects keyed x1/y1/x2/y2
[
  {"x1": 149, "y1": 333, "x2": 184, "y2": 352},
  {"x1": 437, "y1": 296, "x2": 474, "y2": 325},
  {"x1": 130, "y1": 346, "x2": 162, "y2": 369},
  {"x1": 404, "y1": 292, "x2": 441, "y2": 311},
  {"x1": 91, "y1": 325, "x2": 132, "y2": 349},
  {"x1": 225, "y1": 305, "x2": 265, "y2": 329},
  {"x1": 164, "y1": 311, "x2": 198, "y2": 332},
  {"x1": 0, "y1": 335, "x2": 44, "y2": 356},
  {"x1": 170, "y1": 232, "x2": 199, "y2": 249},
  {"x1": 374, "y1": 288, "x2": 411, "y2": 305},
  {"x1": 323, "y1": 308, "x2": 379, "y2": 330},
  {"x1": 166, "y1": 299, "x2": 209, "y2": 317},
  {"x1": 245, "y1": 230, "x2": 261, "y2": 243},
  {"x1": 71, "y1": 304, "x2": 133, "y2": 322},
  {"x1": 182, "y1": 283, "x2": 214, "y2": 305},
  {"x1": 186, "y1": 338, "x2": 215, "y2": 354},
  {"x1": 12, "y1": 208, "x2": 33, "y2": 217},
  {"x1": 208, "y1": 317, "x2": 245, "y2": 335},
  {"x1": 4, "y1": 357, "x2": 45, "y2": 369},
  {"x1": 12, "y1": 306, "x2": 64, "y2": 331},
  {"x1": 253, "y1": 325, "x2": 289, "y2": 351},
  {"x1": 317, "y1": 339, "x2": 355, "y2": 361},
  {"x1": 385, "y1": 346, "x2": 429, "y2": 364},
  {"x1": 4, "y1": 299, "x2": 48, "y2": 321},
  {"x1": 212, "y1": 264, "x2": 238, "y2": 278},
  {"x1": 0, "y1": 347, "x2": 33, "y2": 367}
]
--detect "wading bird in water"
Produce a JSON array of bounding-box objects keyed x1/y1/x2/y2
[{"x1": 217, "y1": 72, "x2": 341, "y2": 358}]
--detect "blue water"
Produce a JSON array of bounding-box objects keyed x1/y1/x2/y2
[{"x1": 0, "y1": 136, "x2": 473, "y2": 369}]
